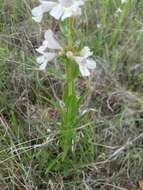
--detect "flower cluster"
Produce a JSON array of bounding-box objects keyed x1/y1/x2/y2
[
  {"x1": 32, "y1": 0, "x2": 85, "y2": 22},
  {"x1": 32, "y1": 0, "x2": 96, "y2": 77},
  {"x1": 36, "y1": 29, "x2": 63, "y2": 70}
]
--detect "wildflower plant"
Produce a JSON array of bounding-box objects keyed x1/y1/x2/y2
[{"x1": 32, "y1": 0, "x2": 96, "y2": 162}]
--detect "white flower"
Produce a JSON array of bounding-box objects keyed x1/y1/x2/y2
[
  {"x1": 36, "y1": 29, "x2": 62, "y2": 53},
  {"x1": 67, "y1": 46, "x2": 96, "y2": 77},
  {"x1": 36, "y1": 29, "x2": 63, "y2": 70},
  {"x1": 115, "y1": 8, "x2": 122, "y2": 16},
  {"x1": 37, "y1": 52, "x2": 57, "y2": 70},
  {"x1": 121, "y1": 0, "x2": 127, "y2": 3},
  {"x1": 32, "y1": 1, "x2": 57, "y2": 23},
  {"x1": 97, "y1": 23, "x2": 101, "y2": 28},
  {"x1": 35, "y1": 30, "x2": 96, "y2": 75},
  {"x1": 32, "y1": 0, "x2": 85, "y2": 22}
]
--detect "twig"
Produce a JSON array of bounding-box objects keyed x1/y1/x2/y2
[{"x1": 108, "y1": 133, "x2": 143, "y2": 160}]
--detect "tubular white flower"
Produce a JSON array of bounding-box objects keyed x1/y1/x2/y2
[
  {"x1": 36, "y1": 30, "x2": 62, "y2": 53},
  {"x1": 121, "y1": 0, "x2": 127, "y2": 3},
  {"x1": 37, "y1": 52, "x2": 57, "y2": 70},
  {"x1": 115, "y1": 8, "x2": 122, "y2": 17},
  {"x1": 115, "y1": 8, "x2": 122, "y2": 14},
  {"x1": 80, "y1": 46, "x2": 93, "y2": 58},
  {"x1": 67, "y1": 46, "x2": 96, "y2": 77},
  {"x1": 32, "y1": 1, "x2": 57, "y2": 22},
  {"x1": 36, "y1": 29, "x2": 63, "y2": 70},
  {"x1": 32, "y1": 0, "x2": 85, "y2": 22}
]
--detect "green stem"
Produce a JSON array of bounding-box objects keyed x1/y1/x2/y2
[
  {"x1": 68, "y1": 18, "x2": 73, "y2": 49},
  {"x1": 61, "y1": 18, "x2": 77, "y2": 160},
  {"x1": 62, "y1": 58, "x2": 75, "y2": 160},
  {"x1": 67, "y1": 62, "x2": 74, "y2": 96}
]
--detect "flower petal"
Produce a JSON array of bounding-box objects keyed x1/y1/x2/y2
[
  {"x1": 32, "y1": 1, "x2": 56, "y2": 23},
  {"x1": 32, "y1": 0, "x2": 85, "y2": 22},
  {"x1": 79, "y1": 65, "x2": 90, "y2": 76},
  {"x1": 40, "y1": 1, "x2": 57, "y2": 12},
  {"x1": 74, "y1": 55, "x2": 96, "y2": 76},
  {"x1": 37, "y1": 55, "x2": 46, "y2": 65},
  {"x1": 36, "y1": 55, "x2": 48, "y2": 70},
  {"x1": 44, "y1": 30, "x2": 62, "y2": 50},
  {"x1": 36, "y1": 40, "x2": 49, "y2": 54},
  {"x1": 59, "y1": 0, "x2": 73, "y2": 6},
  {"x1": 61, "y1": 8, "x2": 73, "y2": 20},
  {"x1": 74, "y1": 56, "x2": 90, "y2": 76},
  {"x1": 74, "y1": 56, "x2": 84, "y2": 66},
  {"x1": 72, "y1": 7, "x2": 82, "y2": 16},
  {"x1": 61, "y1": 1, "x2": 83, "y2": 20},
  {"x1": 32, "y1": 5, "x2": 43, "y2": 23},
  {"x1": 80, "y1": 46, "x2": 93, "y2": 58},
  {"x1": 50, "y1": 4, "x2": 64, "y2": 20},
  {"x1": 75, "y1": 0, "x2": 85, "y2": 6},
  {"x1": 86, "y1": 59, "x2": 96, "y2": 69},
  {"x1": 121, "y1": 0, "x2": 127, "y2": 3},
  {"x1": 39, "y1": 61, "x2": 48, "y2": 70},
  {"x1": 36, "y1": 52, "x2": 57, "y2": 70}
]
